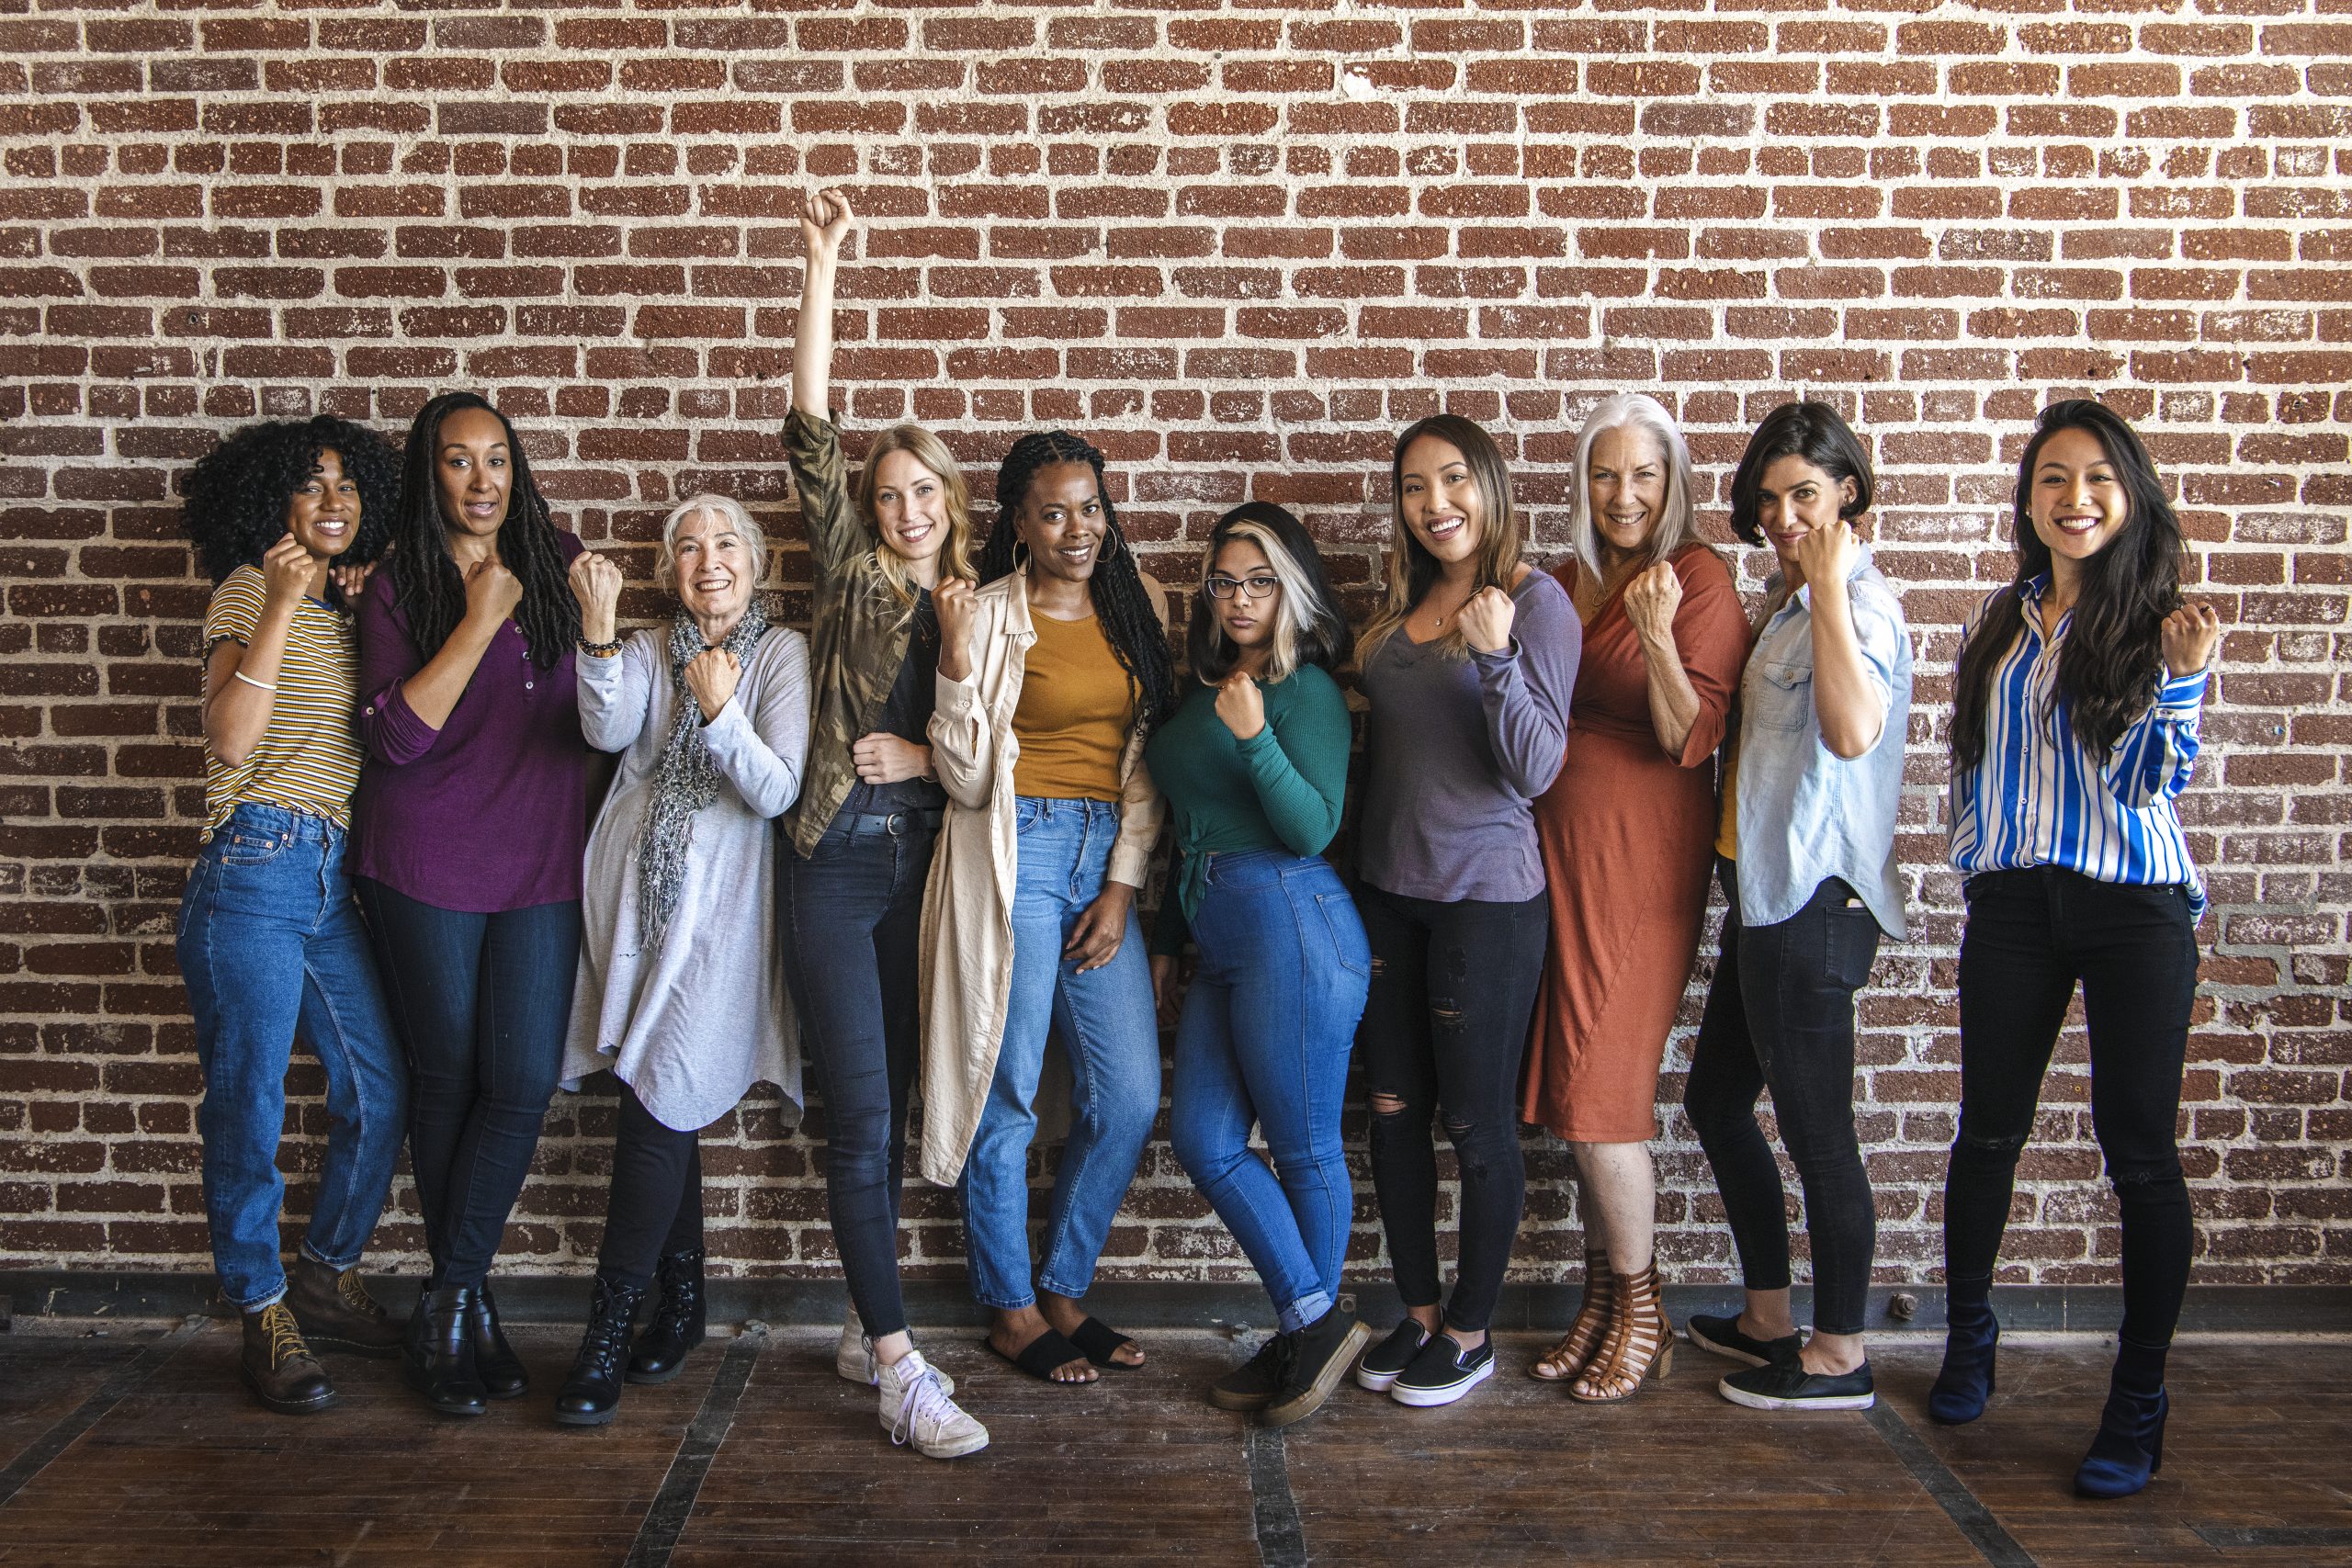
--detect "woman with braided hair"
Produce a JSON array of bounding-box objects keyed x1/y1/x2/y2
[
  {"x1": 920, "y1": 427, "x2": 1175, "y2": 1385},
  {"x1": 350, "y1": 392, "x2": 590, "y2": 1417}
]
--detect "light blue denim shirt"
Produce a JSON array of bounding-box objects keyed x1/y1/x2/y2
[{"x1": 1731, "y1": 544, "x2": 1914, "y2": 938}]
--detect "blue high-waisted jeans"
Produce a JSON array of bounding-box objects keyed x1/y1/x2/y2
[
  {"x1": 961, "y1": 796, "x2": 1162, "y2": 1311},
  {"x1": 176, "y1": 804, "x2": 409, "y2": 1312},
  {"x1": 1169, "y1": 850, "x2": 1369, "y2": 1333}
]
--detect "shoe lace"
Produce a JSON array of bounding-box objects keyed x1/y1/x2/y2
[
  {"x1": 889, "y1": 1365, "x2": 958, "y2": 1448},
  {"x1": 336, "y1": 1269, "x2": 380, "y2": 1316},
  {"x1": 261, "y1": 1303, "x2": 310, "y2": 1370}
]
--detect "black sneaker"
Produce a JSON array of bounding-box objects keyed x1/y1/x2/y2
[
  {"x1": 1209, "y1": 1335, "x2": 1292, "y2": 1413},
  {"x1": 1262, "y1": 1311, "x2": 1373, "y2": 1429},
  {"x1": 1718, "y1": 1359, "x2": 1875, "y2": 1411},
  {"x1": 1353, "y1": 1319, "x2": 1430, "y2": 1393},
  {"x1": 1388, "y1": 1333, "x2": 1495, "y2": 1408},
  {"x1": 1686, "y1": 1313, "x2": 1803, "y2": 1369}
]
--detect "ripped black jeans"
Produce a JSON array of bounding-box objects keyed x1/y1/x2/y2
[
  {"x1": 1357, "y1": 884, "x2": 1549, "y2": 1335},
  {"x1": 1943, "y1": 867, "x2": 2199, "y2": 1348}
]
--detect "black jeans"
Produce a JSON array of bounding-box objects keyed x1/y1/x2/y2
[
  {"x1": 778, "y1": 808, "x2": 937, "y2": 1340},
  {"x1": 356, "y1": 879, "x2": 581, "y2": 1290},
  {"x1": 1683, "y1": 863, "x2": 1882, "y2": 1337},
  {"x1": 1357, "y1": 883, "x2": 1548, "y2": 1335},
  {"x1": 1943, "y1": 867, "x2": 2199, "y2": 1348},
  {"x1": 598, "y1": 1081, "x2": 705, "y2": 1291}
]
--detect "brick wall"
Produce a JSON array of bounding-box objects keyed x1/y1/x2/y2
[{"x1": 3, "y1": 1, "x2": 2347, "y2": 1298}]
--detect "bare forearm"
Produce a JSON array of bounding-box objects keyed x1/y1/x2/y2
[
  {"x1": 1637, "y1": 633, "x2": 1702, "y2": 759},
  {"x1": 396, "y1": 616, "x2": 503, "y2": 730},
  {"x1": 792, "y1": 252, "x2": 838, "y2": 420},
  {"x1": 1808, "y1": 582, "x2": 1885, "y2": 759},
  {"x1": 203, "y1": 599, "x2": 299, "y2": 762}
]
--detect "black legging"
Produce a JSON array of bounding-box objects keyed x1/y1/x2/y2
[
  {"x1": 598, "y1": 1081, "x2": 705, "y2": 1292},
  {"x1": 1942, "y1": 867, "x2": 2199, "y2": 1348},
  {"x1": 1683, "y1": 865, "x2": 1881, "y2": 1337}
]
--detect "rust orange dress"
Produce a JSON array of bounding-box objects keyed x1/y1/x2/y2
[{"x1": 1523, "y1": 543, "x2": 1750, "y2": 1143}]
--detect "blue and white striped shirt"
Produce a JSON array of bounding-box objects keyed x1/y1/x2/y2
[{"x1": 1948, "y1": 576, "x2": 2210, "y2": 917}]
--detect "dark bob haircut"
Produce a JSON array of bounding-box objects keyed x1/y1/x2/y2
[
  {"x1": 179, "y1": 416, "x2": 401, "y2": 590},
  {"x1": 1187, "y1": 502, "x2": 1353, "y2": 685},
  {"x1": 1727, "y1": 401, "x2": 1874, "y2": 546}
]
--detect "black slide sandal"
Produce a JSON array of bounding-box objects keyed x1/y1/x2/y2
[
  {"x1": 987, "y1": 1326, "x2": 1094, "y2": 1383},
  {"x1": 1067, "y1": 1316, "x2": 1141, "y2": 1371}
]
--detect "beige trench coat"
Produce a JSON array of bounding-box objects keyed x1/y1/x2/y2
[{"x1": 916, "y1": 569, "x2": 1164, "y2": 1188}]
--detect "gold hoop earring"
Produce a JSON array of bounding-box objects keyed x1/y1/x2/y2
[
  {"x1": 1099, "y1": 522, "x2": 1123, "y2": 561},
  {"x1": 1011, "y1": 538, "x2": 1031, "y2": 573}
]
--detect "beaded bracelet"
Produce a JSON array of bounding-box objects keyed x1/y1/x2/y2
[{"x1": 577, "y1": 636, "x2": 624, "y2": 659}]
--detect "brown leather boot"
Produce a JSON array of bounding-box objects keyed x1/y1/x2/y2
[
  {"x1": 242, "y1": 1301, "x2": 337, "y2": 1415},
  {"x1": 285, "y1": 1253, "x2": 405, "y2": 1357}
]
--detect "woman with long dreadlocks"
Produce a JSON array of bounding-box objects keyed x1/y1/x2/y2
[
  {"x1": 550, "y1": 493, "x2": 808, "y2": 1428},
  {"x1": 918, "y1": 429, "x2": 1177, "y2": 1386},
  {"x1": 350, "y1": 392, "x2": 588, "y2": 1417}
]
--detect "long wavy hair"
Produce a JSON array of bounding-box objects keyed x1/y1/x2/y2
[
  {"x1": 1951, "y1": 399, "x2": 2183, "y2": 769},
  {"x1": 978, "y1": 429, "x2": 1178, "y2": 730},
  {"x1": 1358, "y1": 413, "x2": 1522, "y2": 662},
  {"x1": 387, "y1": 391, "x2": 579, "y2": 669},
  {"x1": 853, "y1": 423, "x2": 977, "y2": 622},
  {"x1": 1186, "y1": 502, "x2": 1353, "y2": 685},
  {"x1": 180, "y1": 416, "x2": 400, "y2": 598}
]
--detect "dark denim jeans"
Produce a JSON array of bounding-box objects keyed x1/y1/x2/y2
[
  {"x1": 1169, "y1": 851, "x2": 1369, "y2": 1334},
  {"x1": 1683, "y1": 862, "x2": 1883, "y2": 1337},
  {"x1": 778, "y1": 807, "x2": 938, "y2": 1339},
  {"x1": 176, "y1": 805, "x2": 408, "y2": 1312},
  {"x1": 1357, "y1": 883, "x2": 1548, "y2": 1335},
  {"x1": 356, "y1": 877, "x2": 580, "y2": 1291}
]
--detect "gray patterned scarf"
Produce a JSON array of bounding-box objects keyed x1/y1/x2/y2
[{"x1": 637, "y1": 600, "x2": 769, "y2": 950}]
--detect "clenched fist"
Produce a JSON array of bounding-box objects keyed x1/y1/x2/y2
[
  {"x1": 933, "y1": 577, "x2": 978, "y2": 682},
  {"x1": 1214, "y1": 671, "x2": 1265, "y2": 740},
  {"x1": 2161, "y1": 601, "x2": 2220, "y2": 679},
  {"x1": 569, "y1": 550, "x2": 623, "y2": 645},
  {"x1": 684, "y1": 647, "x2": 741, "y2": 723},
  {"x1": 1622, "y1": 559, "x2": 1684, "y2": 649},
  {"x1": 1456, "y1": 584, "x2": 1517, "y2": 655},
  {"x1": 1792, "y1": 517, "x2": 1860, "y2": 594},
  {"x1": 463, "y1": 556, "x2": 523, "y2": 626}
]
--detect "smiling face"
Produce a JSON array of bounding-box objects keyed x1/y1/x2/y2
[
  {"x1": 1396, "y1": 434, "x2": 1485, "y2": 566},
  {"x1": 1586, "y1": 423, "x2": 1670, "y2": 565},
  {"x1": 1016, "y1": 459, "x2": 1106, "y2": 584},
  {"x1": 2028, "y1": 424, "x2": 2132, "y2": 569},
  {"x1": 1206, "y1": 536, "x2": 1282, "y2": 656},
  {"x1": 872, "y1": 446, "x2": 949, "y2": 568},
  {"x1": 284, "y1": 447, "x2": 360, "y2": 562},
  {"x1": 434, "y1": 405, "x2": 513, "y2": 541},
  {"x1": 670, "y1": 510, "x2": 755, "y2": 625},
  {"x1": 1754, "y1": 453, "x2": 1860, "y2": 574}
]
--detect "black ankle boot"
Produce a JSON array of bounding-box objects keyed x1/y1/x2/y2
[
  {"x1": 2075, "y1": 1338, "x2": 2169, "y2": 1498},
  {"x1": 404, "y1": 1284, "x2": 490, "y2": 1417},
  {"x1": 468, "y1": 1282, "x2": 530, "y2": 1400},
  {"x1": 628, "y1": 1247, "x2": 707, "y2": 1385},
  {"x1": 555, "y1": 1277, "x2": 646, "y2": 1427},
  {"x1": 1928, "y1": 1274, "x2": 1999, "y2": 1426}
]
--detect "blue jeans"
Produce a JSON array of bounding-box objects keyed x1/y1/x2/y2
[
  {"x1": 175, "y1": 805, "x2": 408, "y2": 1313},
  {"x1": 961, "y1": 796, "x2": 1161, "y2": 1310},
  {"x1": 356, "y1": 878, "x2": 580, "y2": 1290},
  {"x1": 1169, "y1": 851, "x2": 1368, "y2": 1334},
  {"x1": 780, "y1": 807, "x2": 939, "y2": 1338}
]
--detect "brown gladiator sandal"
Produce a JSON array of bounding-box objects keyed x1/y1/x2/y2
[
  {"x1": 1531, "y1": 1251, "x2": 1615, "y2": 1382},
  {"x1": 1568, "y1": 1260, "x2": 1674, "y2": 1403}
]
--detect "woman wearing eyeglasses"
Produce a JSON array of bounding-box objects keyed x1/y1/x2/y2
[{"x1": 1148, "y1": 503, "x2": 1366, "y2": 1430}]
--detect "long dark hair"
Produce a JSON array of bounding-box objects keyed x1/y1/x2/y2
[
  {"x1": 979, "y1": 429, "x2": 1178, "y2": 730},
  {"x1": 1359, "y1": 412, "x2": 1521, "y2": 661},
  {"x1": 1188, "y1": 502, "x2": 1352, "y2": 684},
  {"x1": 387, "y1": 391, "x2": 579, "y2": 668},
  {"x1": 180, "y1": 416, "x2": 400, "y2": 594},
  {"x1": 1951, "y1": 399, "x2": 2182, "y2": 768}
]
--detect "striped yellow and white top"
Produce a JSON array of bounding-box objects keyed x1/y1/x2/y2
[{"x1": 200, "y1": 564, "x2": 363, "y2": 835}]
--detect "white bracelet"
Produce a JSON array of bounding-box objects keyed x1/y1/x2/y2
[{"x1": 232, "y1": 670, "x2": 278, "y2": 693}]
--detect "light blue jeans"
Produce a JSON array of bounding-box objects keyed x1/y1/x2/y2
[
  {"x1": 175, "y1": 805, "x2": 408, "y2": 1312},
  {"x1": 961, "y1": 796, "x2": 1162, "y2": 1310}
]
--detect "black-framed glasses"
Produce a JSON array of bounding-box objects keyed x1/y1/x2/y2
[{"x1": 1204, "y1": 574, "x2": 1282, "y2": 601}]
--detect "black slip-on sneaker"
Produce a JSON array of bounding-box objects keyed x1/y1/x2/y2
[
  {"x1": 1353, "y1": 1319, "x2": 1431, "y2": 1393},
  {"x1": 1686, "y1": 1313, "x2": 1804, "y2": 1369},
  {"x1": 1388, "y1": 1333, "x2": 1495, "y2": 1408},
  {"x1": 1209, "y1": 1335, "x2": 1292, "y2": 1413},
  {"x1": 1718, "y1": 1359, "x2": 1876, "y2": 1411}
]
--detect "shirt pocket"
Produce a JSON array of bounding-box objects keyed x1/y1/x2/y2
[{"x1": 1747, "y1": 658, "x2": 1814, "y2": 732}]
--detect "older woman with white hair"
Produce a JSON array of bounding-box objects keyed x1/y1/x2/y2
[
  {"x1": 550, "y1": 492, "x2": 810, "y2": 1426},
  {"x1": 1521, "y1": 393, "x2": 1750, "y2": 1403}
]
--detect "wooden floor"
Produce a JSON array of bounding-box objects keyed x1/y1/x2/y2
[{"x1": 0, "y1": 1323, "x2": 2345, "y2": 1567}]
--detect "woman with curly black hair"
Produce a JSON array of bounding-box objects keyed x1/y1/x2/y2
[
  {"x1": 175, "y1": 417, "x2": 412, "y2": 1416},
  {"x1": 918, "y1": 429, "x2": 1172, "y2": 1386},
  {"x1": 348, "y1": 392, "x2": 590, "y2": 1417},
  {"x1": 1934, "y1": 400, "x2": 2221, "y2": 1498}
]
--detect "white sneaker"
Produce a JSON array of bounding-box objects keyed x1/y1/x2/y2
[
  {"x1": 839, "y1": 1306, "x2": 955, "y2": 1395},
  {"x1": 878, "y1": 1349, "x2": 989, "y2": 1460}
]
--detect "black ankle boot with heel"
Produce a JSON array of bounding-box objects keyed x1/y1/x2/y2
[
  {"x1": 555, "y1": 1277, "x2": 647, "y2": 1427},
  {"x1": 468, "y1": 1283, "x2": 530, "y2": 1400},
  {"x1": 2075, "y1": 1337, "x2": 2169, "y2": 1498},
  {"x1": 1928, "y1": 1275, "x2": 1999, "y2": 1425},
  {"x1": 405, "y1": 1284, "x2": 490, "y2": 1417}
]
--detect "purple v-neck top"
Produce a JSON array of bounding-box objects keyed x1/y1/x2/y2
[{"x1": 349, "y1": 533, "x2": 587, "y2": 912}]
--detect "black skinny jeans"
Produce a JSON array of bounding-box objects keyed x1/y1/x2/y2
[
  {"x1": 777, "y1": 809, "x2": 937, "y2": 1340},
  {"x1": 1358, "y1": 884, "x2": 1548, "y2": 1335},
  {"x1": 1683, "y1": 863, "x2": 1882, "y2": 1337},
  {"x1": 1943, "y1": 867, "x2": 2199, "y2": 1348},
  {"x1": 598, "y1": 1081, "x2": 705, "y2": 1292}
]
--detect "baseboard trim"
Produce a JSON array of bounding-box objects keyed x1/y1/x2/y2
[{"x1": 0, "y1": 1271, "x2": 2343, "y2": 1335}]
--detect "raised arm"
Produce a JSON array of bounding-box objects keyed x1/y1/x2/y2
[
  {"x1": 703, "y1": 631, "x2": 812, "y2": 819},
  {"x1": 1461, "y1": 576, "x2": 1581, "y2": 800},
  {"x1": 202, "y1": 543, "x2": 311, "y2": 766},
  {"x1": 1793, "y1": 520, "x2": 1888, "y2": 761},
  {"x1": 925, "y1": 576, "x2": 997, "y2": 808},
  {"x1": 365, "y1": 557, "x2": 522, "y2": 753},
  {"x1": 2103, "y1": 603, "x2": 2220, "y2": 808},
  {"x1": 792, "y1": 187, "x2": 852, "y2": 423},
  {"x1": 783, "y1": 188, "x2": 872, "y2": 579}
]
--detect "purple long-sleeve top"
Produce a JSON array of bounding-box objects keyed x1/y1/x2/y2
[
  {"x1": 1357, "y1": 568, "x2": 1581, "y2": 904},
  {"x1": 348, "y1": 532, "x2": 588, "y2": 912}
]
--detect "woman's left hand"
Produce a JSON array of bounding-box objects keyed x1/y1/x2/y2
[
  {"x1": 684, "y1": 648, "x2": 741, "y2": 722},
  {"x1": 852, "y1": 732, "x2": 932, "y2": 784},
  {"x1": 2162, "y1": 601, "x2": 2221, "y2": 677},
  {"x1": 1622, "y1": 559, "x2": 1683, "y2": 649},
  {"x1": 1065, "y1": 882, "x2": 1134, "y2": 973},
  {"x1": 1456, "y1": 584, "x2": 1516, "y2": 654}
]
